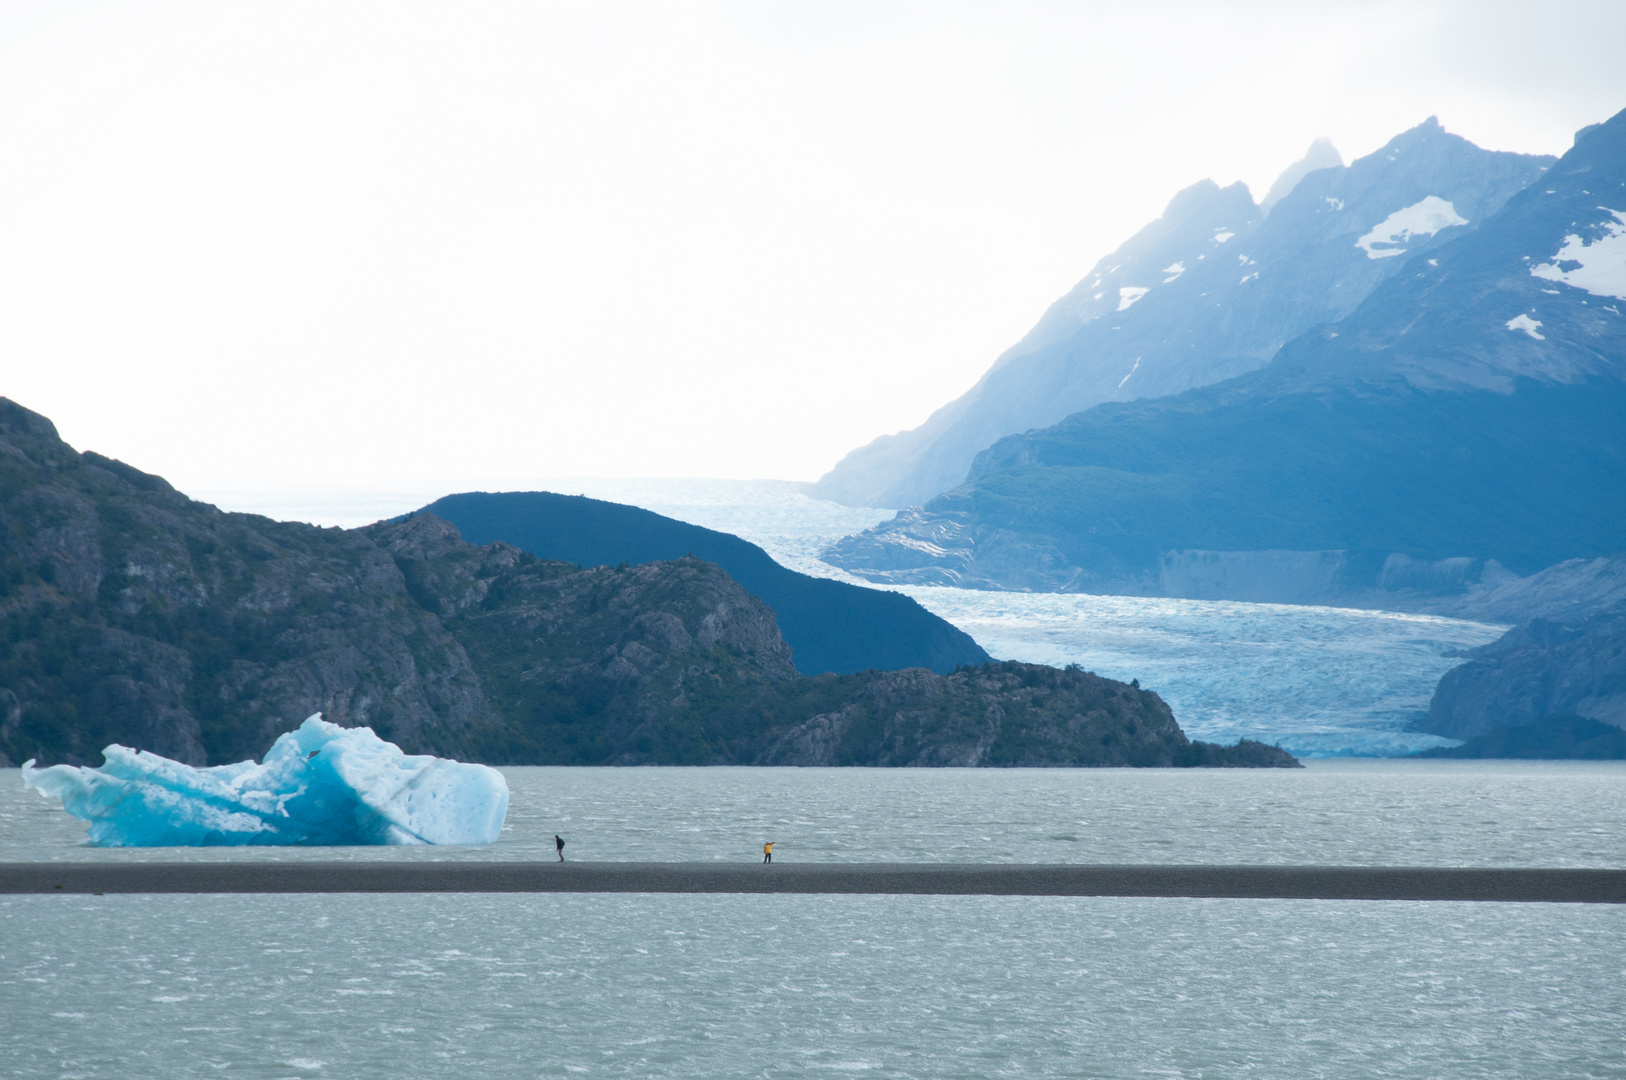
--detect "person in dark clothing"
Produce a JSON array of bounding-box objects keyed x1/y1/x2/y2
[{"x1": 555, "y1": 834, "x2": 566, "y2": 862}]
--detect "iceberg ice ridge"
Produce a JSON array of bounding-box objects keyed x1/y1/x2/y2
[{"x1": 21, "y1": 714, "x2": 509, "y2": 847}]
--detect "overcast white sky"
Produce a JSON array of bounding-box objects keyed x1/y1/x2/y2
[{"x1": 3, "y1": 1, "x2": 1624, "y2": 502}]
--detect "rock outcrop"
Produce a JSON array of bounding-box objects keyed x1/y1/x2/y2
[
  {"x1": 0, "y1": 400, "x2": 489, "y2": 767},
  {"x1": 1423, "y1": 616, "x2": 1626, "y2": 740},
  {"x1": 1416, "y1": 713, "x2": 1626, "y2": 759}
]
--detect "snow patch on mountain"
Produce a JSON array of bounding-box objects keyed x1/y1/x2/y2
[
  {"x1": 1530, "y1": 208, "x2": 1626, "y2": 299},
  {"x1": 1505, "y1": 314, "x2": 1545, "y2": 339},
  {"x1": 1117, "y1": 286, "x2": 1150, "y2": 311},
  {"x1": 1161, "y1": 261, "x2": 1185, "y2": 283},
  {"x1": 1356, "y1": 196, "x2": 1468, "y2": 259}
]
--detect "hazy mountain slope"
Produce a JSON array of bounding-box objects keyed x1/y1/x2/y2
[
  {"x1": 1424, "y1": 552, "x2": 1626, "y2": 624},
  {"x1": 824, "y1": 107, "x2": 1626, "y2": 606},
  {"x1": 811, "y1": 120, "x2": 1554, "y2": 509},
  {"x1": 421, "y1": 491, "x2": 990, "y2": 676}
]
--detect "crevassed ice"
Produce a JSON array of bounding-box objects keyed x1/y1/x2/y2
[
  {"x1": 1116, "y1": 286, "x2": 1149, "y2": 311},
  {"x1": 1530, "y1": 208, "x2": 1626, "y2": 299},
  {"x1": 21, "y1": 714, "x2": 509, "y2": 846},
  {"x1": 1356, "y1": 196, "x2": 1467, "y2": 259}
]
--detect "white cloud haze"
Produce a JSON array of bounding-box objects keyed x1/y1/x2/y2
[{"x1": 2, "y1": 0, "x2": 1624, "y2": 499}]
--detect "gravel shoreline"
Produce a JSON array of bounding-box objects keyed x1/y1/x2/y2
[{"x1": 4, "y1": 862, "x2": 1623, "y2": 902}]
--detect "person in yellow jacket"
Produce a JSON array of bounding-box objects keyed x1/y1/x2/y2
[{"x1": 763, "y1": 841, "x2": 775, "y2": 864}]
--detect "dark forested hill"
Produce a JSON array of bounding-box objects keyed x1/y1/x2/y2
[
  {"x1": 420, "y1": 490, "x2": 990, "y2": 676},
  {"x1": 0, "y1": 399, "x2": 1290, "y2": 769}
]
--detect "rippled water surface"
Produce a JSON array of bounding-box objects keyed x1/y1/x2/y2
[
  {"x1": 10, "y1": 758, "x2": 1626, "y2": 1077},
  {"x1": 7, "y1": 761, "x2": 1625, "y2": 867},
  {"x1": 5, "y1": 892, "x2": 1623, "y2": 1080}
]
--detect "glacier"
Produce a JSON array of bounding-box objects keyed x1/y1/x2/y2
[{"x1": 21, "y1": 714, "x2": 509, "y2": 846}]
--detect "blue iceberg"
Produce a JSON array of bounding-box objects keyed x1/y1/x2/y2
[{"x1": 21, "y1": 714, "x2": 509, "y2": 846}]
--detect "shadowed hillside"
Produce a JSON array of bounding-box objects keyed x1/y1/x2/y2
[{"x1": 421, "y1": 490, "x2": 990, "y2": 676}]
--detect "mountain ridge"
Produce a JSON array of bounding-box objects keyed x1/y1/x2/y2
[
  {"x1": 823, "y1": 107, "x2": 1626, "y2": 609},
  {"x1": 811, "y1": 118, "x2": 1556, "y2": 509}
]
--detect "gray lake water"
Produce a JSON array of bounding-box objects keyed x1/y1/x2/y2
[
  {"x1": 5, "y1": 893, "x2": 1623, "y2": 1079},
  {"x1": 7, "y1": 763, "x2": 1626, "y2": 1078},
  {"x1": 7, "y1": 761, "x2": 1626, "y2": 867}
]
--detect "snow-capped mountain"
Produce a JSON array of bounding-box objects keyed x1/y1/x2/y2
[
  {"x1": 822, "y1": 107, "x2": 1626, "y2": 609},
  {"x1": 811, "y1": 119, "x2": 1555, "y2": 508}
]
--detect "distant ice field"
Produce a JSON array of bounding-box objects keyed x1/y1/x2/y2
[{"x1": 198, "y1": 478, "x2": 1508, "y2": 756}]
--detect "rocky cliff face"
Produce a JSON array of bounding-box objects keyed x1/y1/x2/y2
[
  {"x1": 365, "y1": 513, "x2": 800, "y2": 765},
  {"x1": 1423, "y1": 616, "x2": 1626, "y2": 740},
  {"x1": 0, "y1": 400, "x2": 489, "y2": 767},
  {"x1": 759, "y1": 663, "x2": 1295, "y2": 768},
  {"x1": 761, "y1": 664, "x2": 1182, "y2": 767},
  {"x1": 0, "y1": 398, "x2": 1293, "y2": 769},
  {"x1": 1416, "y1": 551, "x2": 1626, "y2": 747}
]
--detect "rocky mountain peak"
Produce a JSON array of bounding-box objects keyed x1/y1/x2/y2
[
  {"x1": 1259, "y1": 137, "x2": 1343, "y2": 215},
  {"x1": 811, "y1": 116, "x2": 1555, "y2": 510}
]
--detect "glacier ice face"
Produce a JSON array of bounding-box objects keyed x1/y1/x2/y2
[{"x1": 21, "y1": 714, "x2": 509, "y2": 847}]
